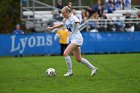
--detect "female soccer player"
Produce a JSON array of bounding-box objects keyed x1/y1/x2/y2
[{"x1": 47, "y1": 6, "x2": 98, "y2": 76}]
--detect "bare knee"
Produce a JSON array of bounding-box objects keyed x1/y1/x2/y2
[
  {"x1": 63, "y1": 52, "x2": 68, "y2": 57},
  {"x1": 75, "y1": 58, "x2": 81, "y2": 62}
]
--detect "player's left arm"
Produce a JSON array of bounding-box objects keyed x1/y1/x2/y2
[
  {"x1": 72, "y1": 16, "x2": 81, "y2": 33},
  {"x1": 72, "y1": 22, "x2": 80, "y2": 33}
]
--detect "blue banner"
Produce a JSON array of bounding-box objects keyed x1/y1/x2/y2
[
  {"x1": 0, "y1": 33, "x2": 60, "y2": 56},
  {"x1": 0, "y1": 32, "x2": 140, "y2": 56},
  {"x1": 81, "y1": 32, "x2": 140, "y2": 53}
]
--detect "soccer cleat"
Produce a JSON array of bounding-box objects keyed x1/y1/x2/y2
[
  {"x1": 64, "y1": 72, "x2": 73, "y2": 77},
  {"x1": 91, "y1": 67, "x2": 98, "y2": 76}
]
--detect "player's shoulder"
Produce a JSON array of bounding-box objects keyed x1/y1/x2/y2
[{"x1": 72, "y1": 15, "x2": 80, "y2": 23}]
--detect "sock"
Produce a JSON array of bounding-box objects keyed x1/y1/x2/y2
[
  {"x1": 64, "y1": 56, "x2": 72, "y2": 72},
  {"x1": 81, "y1": 58, "x2": 95, "y2": 70}
]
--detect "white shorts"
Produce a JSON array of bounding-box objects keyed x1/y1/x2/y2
[{"x1": 70, "y1": 34, "x2": 83, "y2": 46}]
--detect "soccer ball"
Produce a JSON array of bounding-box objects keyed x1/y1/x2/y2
[{"x1": 45, "y1": 68, "x2": 56, "y2": 76}]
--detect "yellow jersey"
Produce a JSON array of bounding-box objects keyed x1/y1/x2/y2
[{"x1": 57, "y1": 29, "x2": 69, "y2": 44}]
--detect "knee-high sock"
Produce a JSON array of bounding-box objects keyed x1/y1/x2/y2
[
  {"x1": 64, "y1": 56, "x2": 72, "y2": 72},
  {"x1": 81, "y1": 58, "x2": 95, "y2": 70}
]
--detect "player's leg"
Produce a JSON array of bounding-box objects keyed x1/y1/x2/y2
[
  {"x1": 61, "y1": 44, "x2": 67, "y2": 55},
  {"x1": 72, "y1": 47, "x2": 82, "y2": 62},
  {"x1": 73, "y1": 47, "x2": 98, "y2": 76},
  {"x1": 60, "y1": 44, "x2": 63, "y2": 55},
  {"x1": 63, "y1": 43, "x2": 77, "y2": 76},
  {"x1": 64, "y1": 44, "x2": 68, "y2": 50}
]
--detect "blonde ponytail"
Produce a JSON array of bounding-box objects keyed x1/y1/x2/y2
[{"x1": 62, "y1": 6, "x2": 72, "y2": 13}]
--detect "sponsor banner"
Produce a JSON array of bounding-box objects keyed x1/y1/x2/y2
[
  {"x1": 0, "y1": 32, "x2": 140, "y2": 56},
  {"x1": 0, "y1": 33, "x2": 60, "y2": 56}
]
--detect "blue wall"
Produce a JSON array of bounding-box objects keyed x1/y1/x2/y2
[
  {"x1": 0, "y1": 33, "x2": 60, "y2": 56},
  {"x1": 0, "y1": 32, "x2": 140, "y2": 56},
  {"x1": 82, "y1": 32, "x2": 140, "y2": 53}
]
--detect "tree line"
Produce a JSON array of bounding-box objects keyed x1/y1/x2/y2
[{"x1": 0, "y1": 0, "x2": 20, "y2": 34}]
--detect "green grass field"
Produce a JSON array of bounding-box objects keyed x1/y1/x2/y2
[{"x1": 0, "y1": 53, "x2": 140, "y2": 93}]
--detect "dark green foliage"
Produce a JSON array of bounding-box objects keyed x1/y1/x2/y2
[{"x1": 0, "y1": 0, "x2": 20, "y2": 34}]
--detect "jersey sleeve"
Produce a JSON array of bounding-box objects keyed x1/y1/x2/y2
[
  {"x1": 57, "y1": 30, "x2": 60, "y2": 34},
  {"x1": 74, "y1": 16, "x2": 80, "y2": 23}
]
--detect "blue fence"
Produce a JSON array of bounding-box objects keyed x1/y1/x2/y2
[
  {"x1": 0, "y1": 33, "x2": 60, "y2": 56},
  {"x1": 82, "y1": 32, "x2": 140, "y2": 53},
  {"x1": 0, "y1": 32, "x2": 140, "y2": 56}
]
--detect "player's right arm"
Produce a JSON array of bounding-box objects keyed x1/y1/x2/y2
[
  {"x1": 48, "y1": 18, "x2": 66, "y2": 30},
  {"x1": 47, "y1": 24, "x2": 63, "y2": 30}
]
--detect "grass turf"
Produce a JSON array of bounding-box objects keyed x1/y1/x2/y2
[{"x1": 0, "y1": 53, "x2": 140, "y2": 93}]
